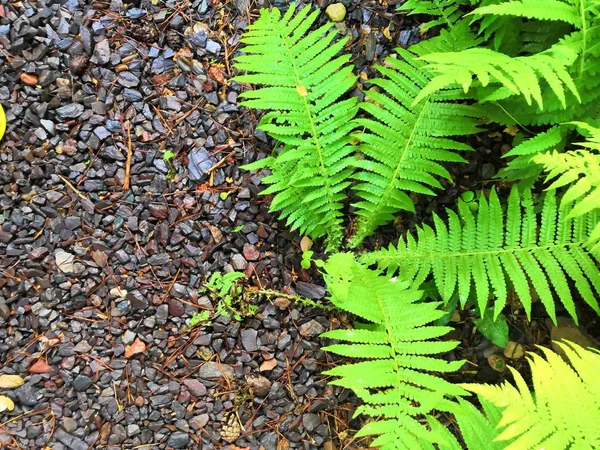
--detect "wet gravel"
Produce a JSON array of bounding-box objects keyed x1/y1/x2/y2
[{"x1": 0, "y1": 0, "x2": 420, "y2": 448}]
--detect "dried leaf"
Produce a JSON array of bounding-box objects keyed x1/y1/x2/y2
[
  {"x1": 259, "y1": 358, "x2": 278, "y2": 372},
  {"x1": 300, "y1": 236, "x2": 313, "y2": 253},
  {"x1": 0, "y1": 395, "x2": 15, "y2": 412},
  {"x1": 296, "y1": 85, "x2": 308, "y2": 97},
  {"x1": 0, "y1": 375, "x2": 24, "y2": 389},
  {"x1": 124, "y1": 338, "x2": 146, "y2": 359}
]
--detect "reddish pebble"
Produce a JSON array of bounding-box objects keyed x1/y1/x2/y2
[{"x1": 20, "y1": 73, "x2": 38, "y2": 86}]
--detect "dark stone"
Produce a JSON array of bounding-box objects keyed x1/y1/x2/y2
[{"x1": 73, "y1": 375, "x2": 93, "y2": 391}]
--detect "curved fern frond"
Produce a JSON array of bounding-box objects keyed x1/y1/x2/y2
[
  {"x1": 321, "y1": 253, "x2": 466, "y2": 449},
  {"x1": 460, "y1": 340, "x2": 600, "y2": 450},
  {"x1": 497, "y1": 124, "x2": 569, "y2": 183},
  {"x1": 469, "y1": 0, "x2": 583, "y2": 27},
  {"x1": 534, "y1": 122, "x2": 600, "y2": 252},
  {"x1": 349, "y1": 47, "x2": 481, "y2": 247},
  {"x1": 416, "y1": 47, "x2": 580, "y2": 109},
  {"x1": 361, "y1": 188, "x2": 600, "y2": 323},
  {"x1": 234, "y1": 5, "x2": 358, "y2": 250},
  {"x1": 398, "y1": 0, "x2": 477, "y2": 31}
]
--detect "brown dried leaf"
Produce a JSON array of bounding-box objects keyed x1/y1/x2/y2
[
  {"x1": 124, "y1": 338, "x2": 146, "y2": 359},
  {"x1": 259, "y1": 358, "x2": 278, "y2": 372}
]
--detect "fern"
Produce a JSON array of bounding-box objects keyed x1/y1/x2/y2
[
  {"x1": 398, "y1": 0, "x2": 476, "y2": 31},
  {"x1": 458, "y1": 341, "x2": 600, "y2": 450},
  {"x1": 321, "y1": 253, "x2": 466, "y2": 449},
  {"x1": 534, "y1": 122, "x2": 600, "y2": 252},
  {"x1": 416, "y1": 46, "x2": 580, "y2": 109},
  {"x1": 497, "y1": 124, "x2": 569, "y2": 184},
  {"x1": 361, "y1": 187, "x2": 600, "y2": 323},
  {"x1": 349, "y1": 45, "x2": 481, "y2": 247},
  {"x1": 476, "y1": 1, "x2": 600, "y2": 125},
  {"x1": 470, "y1": 0, "x2": 584, "y2": 26},
  {"x1": 234, "y1": 4, "x2": 358, "y2": 251}
]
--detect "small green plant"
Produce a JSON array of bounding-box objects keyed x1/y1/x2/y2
[
  {"x1": 205, "y1": 272, "x2": 258, "y2": 321},
  {"x1": 300, "y1": 250, "x2": 314, "y2": 269},
  {"x1": 189, "y1": 310, "x2": 211, "y2": 328}
]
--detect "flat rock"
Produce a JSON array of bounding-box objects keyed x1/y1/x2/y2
[{"x1": 197, "y1": 361, "x2": 235, "y2": 379}]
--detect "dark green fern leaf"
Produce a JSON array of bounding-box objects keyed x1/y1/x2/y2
[
  {"x1": 361, "y1": 188, "x2": 600, "y2": 323},
  {"x1": 234, "y1": 5, "x2": 358, "y2": 251},
  {"x1": 398, "y1": 0, "x2": 477, "y2": 31},
  {"x1": 349, "y1": 47, "x2": 481, "y2": 247},
  {"x1": 321, "y1": 253, "x2": 466, "y2": 450}
]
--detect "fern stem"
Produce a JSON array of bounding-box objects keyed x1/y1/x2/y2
[
  {"x1": 579, "y1": 0, "x2": 588, "y2": 77},
  {"x1": 373, "y1": 240, "x2": 588, "y2": 263}
]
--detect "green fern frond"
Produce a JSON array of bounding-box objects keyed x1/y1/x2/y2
[
  {"x1": 348, "y1": 47, "x2": 481, "y2": 247},
  {"x1": 434, "y1": 397, "x2": 508, "y2": 450},
  {"x1": 469, "y1": 0, "x2": 583, "y2": 26},
  {"x1": 398, "y1": 0, "x2": 477, "y2": 31},
  {"x1": 497, "y1": 124, "x2": 569, "y2": 183},
  {"x1": 361, "y1": 187, "x2": 600, "y2": 323},
  {"x1": 460, "y1": 340, "x2": 600, "y2": 450},
  {"x1": 534, "y1": 122, "x2": 600, "y2": 251},
  {"x1": 321, "y1": 253, "x2": 466, "y2": 449},
  {"x1": 477, "y1": 11, "x2": 600, "y2": 125},
  {"x1": 234, "y1": 5, "x2": 358, "y2": 251},
  {"x1": 416, "y1": 47, "x2": 580, "y2": 109}
]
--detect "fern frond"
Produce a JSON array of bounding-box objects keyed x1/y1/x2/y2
[
  {"x1": 398, "y1": 0, "x2": 476, "y2": 31},
  {"x1": 234, "y1": 5, "x2": 358, "y2": 250},
  {"x1": 469, "y1": 0, "x2": 583, "y2": 26},
  {"x1": 534, "y1": 123, "x2": 600, "y2": 252},
  {"x1": 321, "y1": 253, "x2": 466, "y2": 449},
  {"x1": 497, "y1": 124, "x2": 569, "y2": 183},
  {"x1": 349, "y1": 47, "x2": 481, "y2": 247},
  {"x1": 477, "y1": 12, "x2": 600, "y2": 125},
  {"x1": 361, "y1": 187, "x2": 600, "y2": 323},
  {"x1": 460, "y1": 341, "x2": 600, "y2": 450},
  {"x1": 416, "y1": 47, "x2": 580, "y2": 109}
]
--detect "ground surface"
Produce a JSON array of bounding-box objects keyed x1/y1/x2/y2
[{"x1": 1, "y1": 1, "x2": 599, "y2": 450}]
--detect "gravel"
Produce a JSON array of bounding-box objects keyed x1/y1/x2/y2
[{"x1": 0, "y1": 0, "x2": 405, "y2": 448}]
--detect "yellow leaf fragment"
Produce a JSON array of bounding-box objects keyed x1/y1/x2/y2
[
  {"x1": 0, "y1": 375, "x2": 25, "y2": 389},
  {"x1": 0, "y1": 395, "x2": 15, "y2": 412},
  {"x1": 296, "y1": 85, "x2": 308, "y2": 97}
]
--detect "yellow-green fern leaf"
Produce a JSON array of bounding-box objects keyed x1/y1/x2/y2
[
  {"x1": 321, "y1": 253, "x2": 466, "y2": 449},
  {"x1": 460, "y1": 340, "x2": 600, "y2": 450}
]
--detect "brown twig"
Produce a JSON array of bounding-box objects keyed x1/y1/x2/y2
[{"x1": 123, "y1": 122, "x2": 132, "y2": 190}]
